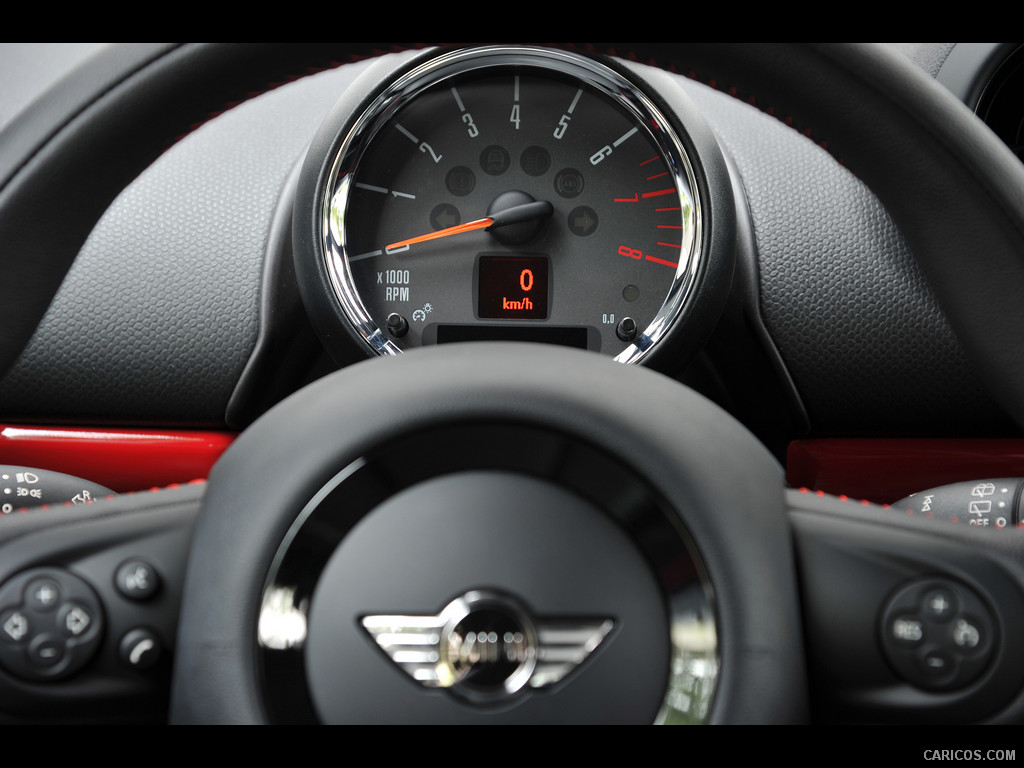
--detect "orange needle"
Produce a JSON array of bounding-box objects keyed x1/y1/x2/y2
[
  {"x1": 386, "y1": 217, "x2": 492, "y2": 252},
  {"x1": 384, "y1": 200, "x2": 553, "y2": 253}
]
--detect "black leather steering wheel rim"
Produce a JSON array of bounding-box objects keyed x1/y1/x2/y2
[{"x1": 170, "y1": 343, "x2": 804, "y2": 723}]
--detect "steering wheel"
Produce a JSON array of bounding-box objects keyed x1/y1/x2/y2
[{"x1": 2, "y1": 44, "x2": 1024, "y2": 724}]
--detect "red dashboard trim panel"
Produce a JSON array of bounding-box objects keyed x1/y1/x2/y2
[
  {"x1": 0, "y1": 424, "x2": 236, "y2": 493},
  {"x1": 4, "y1": 428, "x2": 1021, "y2": 505},
  {"x1": 788, "y1": 438, "x2": 1024, "y2": 504}
]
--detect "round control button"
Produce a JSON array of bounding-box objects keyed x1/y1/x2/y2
[
  {"x1": 919, "y1": 650, "x2": 954, "y2": 679},
  {"x1": 119, "y1": 628, "x2": 161, "y2": 670},
  {"x1": 58, "y1": 603, "x2": 93, "y2": 638},
  {"x1": 889, "y1": 616, "x2": 924, "y2": 646},
  {"x1": 25, "y1": 578, "x2": 61, "y2": 612},
  {"x1": 0, "y1": 609, "x2": 29, "y2": 645},
  {"x1": 28, "y1": 634, "x2": 65, "y2": 668},
  {"x1": 922, "y1": 588, "x2": 956, "y2": 621},
  {"x1": 951, "y1": 618, "x2": 984, "y2": 651},
  {"x1": 115, "y1": 560, "x2": 160, "y2": 601}
]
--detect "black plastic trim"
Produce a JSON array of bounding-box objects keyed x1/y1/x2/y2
[{"x1": 224, "y1": 162, "x2": 332, "y2": 429}]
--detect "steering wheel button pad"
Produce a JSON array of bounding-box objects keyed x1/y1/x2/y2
[
  {"x1": 881, "y1": 578, "x2": 995, "y2": 692},
  {"x1": 0, "y1": 568, "x2": 103, "y2": 681}
]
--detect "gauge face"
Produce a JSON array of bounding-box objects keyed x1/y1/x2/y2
[{"x1": 323, "y1": 47, "x2": 703, "y2": 363}]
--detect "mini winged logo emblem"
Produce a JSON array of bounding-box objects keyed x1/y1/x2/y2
[{"x1": 362, "y1": 590, "x2": 614, "y2": 703}]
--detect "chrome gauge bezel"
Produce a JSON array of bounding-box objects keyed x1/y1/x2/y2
[{"x1": 322, "y1": 46, "x2": 705, "y2": 365}]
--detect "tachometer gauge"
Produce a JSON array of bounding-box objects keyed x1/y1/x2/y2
[{"x1": 296, "y1": 46, "x2": 733, "y2": 366}]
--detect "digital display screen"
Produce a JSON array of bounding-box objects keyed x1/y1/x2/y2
[
  {"x1": 436, "y1": 324, "x2": 589, "y2": 349},
  {"x1": 478, "y1": 256, "x2": 549, "y2": 320}
]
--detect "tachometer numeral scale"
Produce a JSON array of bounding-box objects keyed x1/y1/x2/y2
[{"x1": 325, "y1": 47, "x2": 701, "y2": 363}]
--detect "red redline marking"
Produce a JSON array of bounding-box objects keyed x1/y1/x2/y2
[
  {"x1": 645, "y1": 172, "x2": 668, "y2": 181},
  {"x1": 657, "y1": 241, "x2": 682, "y2": 249},
  {"x1": 657, "y1": 225, "x2": 682, "y2": 229},
  {"x1": 613, "y1": 194, "x2": 639, "y2": 202},
  {"x1": 645, "y1": 255, "x2": 678, "y2": 268},
  {"x1": 656, "y1": 207, "x2": 681, "y2": 212},
  {"x1": 639, "y1": 156, "x2": 659, "y2": 166},
  {"x1": 641, "y1": 189, "x2": 675, "y2": 199}
]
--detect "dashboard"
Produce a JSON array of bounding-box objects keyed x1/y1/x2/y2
[
  {"x1": 0, "y1": 45, "x2": 1012, "y2": 452},
  {"x1": 1, "y1": 44, "x2": 1024, "y2": 725},
  {"x1": 0, "y1": 44, "x2": 1010, "y2": 445}
]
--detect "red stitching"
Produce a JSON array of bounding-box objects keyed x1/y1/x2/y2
[
  {"x1": 581, "y1": 44, "x2": 841, "y2": 160},
  {"x1": 172, "y1": 44, "x2": 434, "y2": 145},
  {"x1": 799, "y1": 486, "x2": 878, "y2": 507},
  {"x1": 583, "y1": 44, "x2": 844, "y2": 164},
  {"x1": 6, "y1": 479, "x2": 206, "y2": 515}
]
